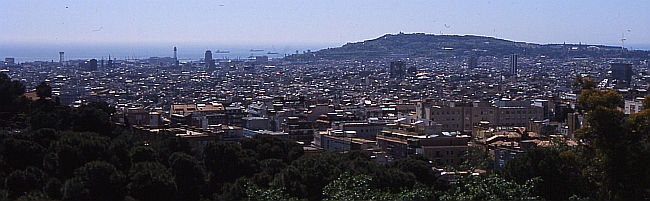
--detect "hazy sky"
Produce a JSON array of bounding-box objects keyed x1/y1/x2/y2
[{"x1": 2, "y1": 0, "x2": 649, "y2": 48}]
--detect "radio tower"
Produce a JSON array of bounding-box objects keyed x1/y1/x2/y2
[
  {"x1": 621, "y1": 29, "x2": 631, "y2": 54},
  {"x1": 621, "y1": 32, "x2": 626, "y2": 52}
]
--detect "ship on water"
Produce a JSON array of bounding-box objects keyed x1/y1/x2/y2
[{"x1": 250, "y1": 49, "x2": 264, "y2": 52}]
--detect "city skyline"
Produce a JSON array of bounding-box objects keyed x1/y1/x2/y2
[
  {"x1": 2, "y1": 1, "x2": 650, "y2": 199},
  {"x1": 2, "y1": 0, "x2": 650, "y2": 49},
  {"x1": 2, "y1": 32, "x2": 649, "y2": 63}
]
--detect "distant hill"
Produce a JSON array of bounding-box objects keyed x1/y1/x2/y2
[{"x1": 285, "y1": 33, "x2": 649, "y2": 60}]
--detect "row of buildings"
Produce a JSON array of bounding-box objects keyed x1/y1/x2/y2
[{"x1": 3, "y1": 46, "x2": 649, "y2": 169}]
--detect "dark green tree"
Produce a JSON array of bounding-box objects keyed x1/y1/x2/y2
[
  {"x1": 84, "y1": 102, "x2": 115, "y2": 115},
  {"x1": 15, "y1": 191, "x2": 56, "y2": 201},
  {"x1": 273, "y1": 152, "x2": 344, "y2": 200},
  {"x1": 323, "y1": 172, "x2": 437, "y2": 201},
  {"x1": 572, "y1": 75, "x2": 597, "y2": 92},
  {"x1": 0, "y1": 72, "x2": 25, "y2": 114},
  {"x1": 150, "y1": 134, "x2": 193, "y2": 165},
  {"x1": 4, "y1": 167, "x2": 46, "y2": 199},
  {"x1": 501, "y1": 147, "x2": 592, "y2": 200},
  {"x1": 202, "y1": 142, "x2": 256, "y2": 185},
  {"x1": 322, "y1": 173, "x2": 377, "y2": 200},
  {"x1": 576, "y1": 89, "x2": 649, "y2": 199},
  {"x1": 577, "y1": 89, "x2": 623, "y2": 113},
  {"x1": 72, "y1": 104, "x2": 114, "y2": 137},
  {"x1": 127, "y1": 162, "x2": 177, "y2": 201},
  {"x1": 35, "y1": 82, "x2": 51, "y2": 100},
  {"x1": 61, "y1": 161, "x2": 125, "y2": 201},
  {"x1": 240, "y1": 134, "x2": 304, "y2": 162},
  {"x1": 251, "y1": 158, "x2": 287, "y2": 188},
  {"x1": 49, "y1": 132, "x2": 111, "y2": 178},
  {"x1": 371, "y1": 167, "x2": 417, "y2": 193},
  {"x1": 620, "y1": 95, "x2": 650, "y2": 198},
  {"x1": 43, "y1": 178, "x2": 62, "y2": 200},
  {"x1": 213, "y1": 177, "x2": 251, "y2": 201},
  {"x1": 0, "y1": 138, "x2": 45, "y2": 171},
  {"x1": 26, "y1": 128, "x2": 59, "y2": 147},
  {"x1": 28, "y1": 112, "x2": 59, "y2": 130},
  {"x1": 168, "y1": 152, "x2": 205, "y2": 201},
  {"x1": 244, "y1": 180, "x2": 297, "y2": 201},
  {"x1": 440, "y1": 174, "x2": 540, "y2": 200},
  {"x1": 388, "y1": 158, "x2": 441, "y2": 188},
  {"x1": 459, "y1": 146, "x2": 493, "y2": 170},
  {"x1": 129, "y1": 146, "x2": 159, "y2": 164},
  {"x1": 107, "y1": 139, "x2": 132, "y2": 172}
]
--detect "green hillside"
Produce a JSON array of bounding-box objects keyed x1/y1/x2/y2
[{"x1": 285, "y1": 33, "x2": 648, "y2": 60}]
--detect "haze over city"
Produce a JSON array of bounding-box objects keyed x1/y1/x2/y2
[{"x1": 2, "y1": 0, "x2": 649, "y2": 47}]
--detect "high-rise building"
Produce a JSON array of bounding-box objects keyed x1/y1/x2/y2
[
  {"x1": 255, "y1": 56, "x2": 268, "y2": 64},
  {"x1": 4, "y1": 58, "x2": 15, "y2": 65},
  {"x1": 107, "y1": 55, "x2": 112, "y2": 68},
  {"x1": 408, "y1": 65, "x2": 417, "y2": 75},
  {"x1": 468, "y1": 57, "x2": 478, "y2": 68},
  {"x1": 204, "y1": 50, "x2": 213, "y2": 68},
  {"x1": 59, "y1": 52, "x2": 64, "y2": 64},
  {"x1": 84, "y1": 59, "x2": 98, "y2": 71},
  {"x1": 389, "y1": 61, "x2": 406, "y2": 79},
  {"x1": 510, "y1": 54, "x2": 518, "y2": 75},
  {"x1": 173, "y1": 47, "x2": 177, "y2": 60},
  {"x1": 173, "y1": 47, "x2": 179, "y2": 67},
  {"x1": 611, "y1": 63, "x2": 633, "y2": 86}
]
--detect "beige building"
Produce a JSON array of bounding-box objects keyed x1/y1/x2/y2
[
  {"x1": 376, "y1": 120, "x2": 469, "y2": 166},
  {"x1": 417, "y1": 101, "x2": 543, "y2": 132}
]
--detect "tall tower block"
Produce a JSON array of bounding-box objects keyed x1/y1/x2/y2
[
  {"x1": 510, "y1": 54, "x2": 518, "y2": 76},
  {"x1": 204, "y1": 50, "x2": 213, "y2": 68},
  {"x1": 611, "y1": 63, "x2": 633, "y2": 87},
  {"x1": 59, "y1": 52, "x2": 65, "y2": 64},
  {"x1": 173, "y1": 47, "x2": 179, "y2": 67}
]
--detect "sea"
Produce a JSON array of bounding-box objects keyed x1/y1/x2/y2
[
  {"x1": 0, "y1": 43, "x2": 335, "y2": 63},
  {"x1": 1, "y1": 43, "x2": 648, "y2": 63}
]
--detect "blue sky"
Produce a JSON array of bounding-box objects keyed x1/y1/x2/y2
[{"x1": 2, "y1": 0, "x2": 649, "y2": 48}]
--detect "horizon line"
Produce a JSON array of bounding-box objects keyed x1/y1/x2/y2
[{"x1": 3, "y1": 32, "x2": 650, "y2": 46}]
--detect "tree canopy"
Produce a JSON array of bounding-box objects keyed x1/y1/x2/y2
[{"x1": 1, "y1": 72, "x2": 650, "y2": 200}]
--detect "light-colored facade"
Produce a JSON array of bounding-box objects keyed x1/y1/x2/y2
[{"x1": 418, "y1": 101, "x2": 543, "y2": 132}]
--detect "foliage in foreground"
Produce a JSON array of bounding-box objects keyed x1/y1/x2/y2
[{"x1": 2, "y1": 73, "x2": 650, "y2": 200}]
